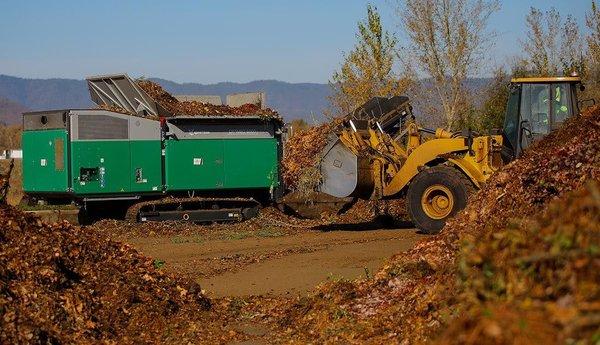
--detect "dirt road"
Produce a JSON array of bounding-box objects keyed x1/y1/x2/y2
[{"x1": 128, "y1": 228, "x2": 424, "y2": 297}]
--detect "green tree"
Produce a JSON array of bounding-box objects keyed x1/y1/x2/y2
[
  {"x1": 478, "y1": 68, "x2": 510, "y2": 132},
  {"x1": 330, "y1": 4, "x2": 412, "y2": 115}
]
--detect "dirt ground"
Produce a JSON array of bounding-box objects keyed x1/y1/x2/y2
[{"x1": 128, "y1": 227, "x2": 424, "y2": 297}]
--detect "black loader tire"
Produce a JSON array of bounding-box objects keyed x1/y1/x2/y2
[{"x1": 406, "y1": 165, "x2": 475, "y2": 234}]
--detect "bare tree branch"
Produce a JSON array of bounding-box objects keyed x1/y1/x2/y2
[
  {"x1": 521, "y1": 7, "x2": 584, "y2": 76},
  {"x1": 397, "y1": 0, "x2": 499, "y2": 129}
]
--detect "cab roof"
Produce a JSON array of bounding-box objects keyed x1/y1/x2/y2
[{"x1": 511, "y1": 76, "x2": 582, "y2": 84}]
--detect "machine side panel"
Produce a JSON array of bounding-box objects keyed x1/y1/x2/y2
[
  {"x1": 128, "y1": 115, "x2": 162, "y2": 193},
  {"x1": 22, "y1": 129, "x2": 69, "y2": 193},
  {"x1": 223, "y1": 138, "x2": 278, "y2": 189},
  {"x1": 70, "y1": 141, "x2": 132, "y2": 194},
  {"x1": 129, "y1": 140, "x2": 162, "y2": 193},
  {"x1": 165, "y1": 139, "x2": 225, "y2": 190},
  {"x1": 68, "y1": 110, "x2": 161, "y2": 196}
]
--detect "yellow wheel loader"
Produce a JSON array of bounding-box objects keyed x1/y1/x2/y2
[{"x1": 317, "y1": 76, "x2": 585, "y2": 233}]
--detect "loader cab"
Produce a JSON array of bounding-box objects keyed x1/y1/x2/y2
[{"x1": 502, "y1": 76, "x2": 582, "y2": 160}]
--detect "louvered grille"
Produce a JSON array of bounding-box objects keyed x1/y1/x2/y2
[{"x1": 78, "y1": 115, "x2": 128, "y2": 140}]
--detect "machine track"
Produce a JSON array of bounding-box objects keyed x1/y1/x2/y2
[{"x1": 125, "y1": 196, "x2": 261, "y2": 223}]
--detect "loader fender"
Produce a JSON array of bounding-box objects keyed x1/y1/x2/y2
[
  {"x1": 383, "y1": 138, "x2": 468, "y2": 197},
  {"x1": 446, "y1": 158, "x2": 484, "y2": 189}
]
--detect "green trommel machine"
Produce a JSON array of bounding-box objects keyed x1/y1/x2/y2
[{"x1": 22, "y1": 74, "x2": 283, "y2": 222}]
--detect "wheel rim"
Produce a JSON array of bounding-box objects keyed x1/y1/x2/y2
[{"x1": 421, "y1": 185, "x2": 454, "y2": 220}]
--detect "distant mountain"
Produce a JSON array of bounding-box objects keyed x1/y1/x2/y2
[
  {"x1": 0, "y1": 75, "x2": 93, "y2": 111},
  {"x1": 0, "y1": 74, "x2": 493, "y2": 124},
  {"x1": 0, "y1": 96, "x2": 29, "y2": 125},
  {"x1": 0, "y1": 74, "x2": 331, "y2": 122}
]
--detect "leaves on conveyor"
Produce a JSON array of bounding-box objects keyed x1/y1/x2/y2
[
  {"x1": 281, "y1": 120, "x2": 342, "y2": 190},
  {"x1": 135, "y1": 79, "x2": 282, "y2": 120}
]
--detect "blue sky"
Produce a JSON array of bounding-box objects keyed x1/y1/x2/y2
[{"x1": 0, "y1": 0, "x2": 592, "y2": 83}]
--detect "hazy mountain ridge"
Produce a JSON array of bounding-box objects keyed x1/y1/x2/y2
[
  {"x1": 0, "y1": 75, "x2": 492, "y2": 124},
  {"x1": 0, "y1": 75, "x2": 332, "y2": 122},
  {"x1": 0, "y1": 75, "x2": 93, "y2": 112},
  {"x1": 0, "y1": 96, "x2": 29, "y2": 125}
]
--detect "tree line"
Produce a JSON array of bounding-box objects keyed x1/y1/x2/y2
[{"x1": 330, "y1": 0, "x2": 600, "y2": 132}]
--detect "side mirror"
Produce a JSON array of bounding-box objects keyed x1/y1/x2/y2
[{"x1": 579, "y1": 98, "x2": 597, "y2": 110}]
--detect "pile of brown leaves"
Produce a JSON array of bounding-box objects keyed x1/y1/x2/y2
[
  {"x1": 282, "y1": 122, "x2": 337, "y2": 190},
  {"x1": 263, "y1": 107, "x2": 600, "y2": 343},
  {"x1": 136, "y1": 79, "x2": 282, "y2": 120},
  {"x1": 0, "y1": 206, "x2": 213, "y2": 344},
  {"x1": 439, "y1": 180, "x2": 600, "y2": 344}
]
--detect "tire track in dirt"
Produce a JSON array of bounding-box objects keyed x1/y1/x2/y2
[{"x1": 127, "y1": 228, "x2": 424, "y2": 296}]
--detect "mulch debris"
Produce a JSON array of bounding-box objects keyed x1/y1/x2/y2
[
  {"x1": 89, "y1": 198, "x2": 407, "y2": 241},
  {"x1": 5, "y1": 101, "x2": 598, "y2": 343},
  {"x1": 244, "y1": 106, "x2": 600, "y2": 343},
  {"x1": 281, "y1": 122, "x2": 335, "y2": 190},
  {"x1": 0, "y1": 206, "x2": 219, "y2": 344}
]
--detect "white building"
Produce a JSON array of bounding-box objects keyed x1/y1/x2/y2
[{"x1": 0, "y1": 149, "x2": 22, "y2": 159}]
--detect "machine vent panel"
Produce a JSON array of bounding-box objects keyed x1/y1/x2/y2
[
  {"x1": 54, "y1": 138, "x2": 64, "y2": 171},
  {"x1": 78, "y1": 115, "x2": 128, "y2": 140}
]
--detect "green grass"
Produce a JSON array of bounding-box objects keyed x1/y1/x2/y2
[
  {"x1": 223, "y1": 226, "x2": 285, "y2": 241},
  {"x1": 18, "y1": 204, "x2": 78, "y2": 211},
  {"x1": 256, "y1": 226, "x2": 284, "y2": 238},
  {"x1": 153, "y1": 259, "x2": 165, "y2": 269},
  {"x1": 170, "y1": 235, "x2": 204, "y2": 244}
]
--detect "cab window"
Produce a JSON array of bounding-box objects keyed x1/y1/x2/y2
[
  {"x1": 503, "y1": 85, "x2": 521, "y2": 151},
  {"x1": 552, "y1": 83, "x2": 572, "y2": 126},
  {"x1": 520, "y1": 84, "x2": 551, "y2": 135}
]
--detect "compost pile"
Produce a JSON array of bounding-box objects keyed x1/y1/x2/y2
[
  {"x1": 264, "y1": 106, "x2": 600, "y2": 343},
  {"x1": 0, "y1": 206, "x2": 214, "y2": 344},
  {"x1": 135, "y1": 79, "x2": 282, "y2": 120},
  {"x1": 438, "y1": 179, "x2": 600, "y2": 344}
]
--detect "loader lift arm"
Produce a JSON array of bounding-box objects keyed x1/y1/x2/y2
[{"x1": 318, "y1": 96, "x2": 503, "y2": 233}]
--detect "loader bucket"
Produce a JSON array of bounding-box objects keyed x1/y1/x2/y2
[{"x1": 318, "y1": 136, "x2": 374, "y2": 198}]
